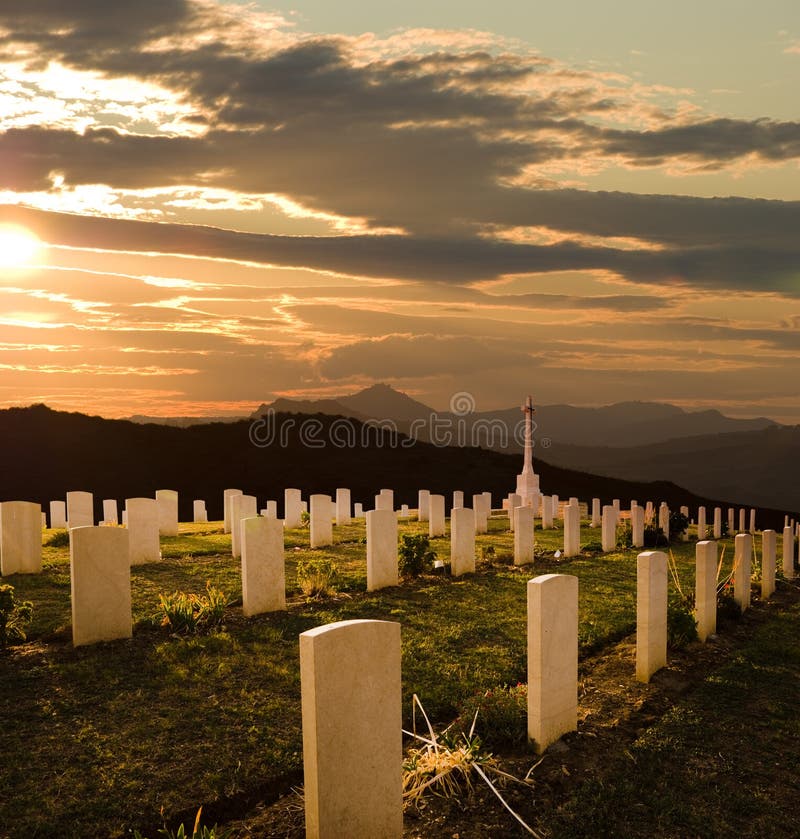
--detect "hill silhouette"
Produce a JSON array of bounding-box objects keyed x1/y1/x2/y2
[{"x1": 0, "y1": 404, "x2": 793, "y2": 531}]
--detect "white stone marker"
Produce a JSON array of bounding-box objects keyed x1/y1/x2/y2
[
  {"x1": 377, "y1": 489, "x2": 394, "y2": 511},
  {"x1": 482, "y1": 491, "x2": 493, "y2": 514},
  {"x1": 310, "y1": 494, "x2": 333, "y2": 548},
  {"x1": 102, "y1": 499, "x2": 118, "y2": 526},
  {"x1": 42, "y1": 512, "x2": 47, "y2": 529},
  {"x1": 541, "y1": 495, "x2": 554, "y2": 530},
  {"x1": 335, "y1": 488, "x2": 351, "y2": 526},
  {"x1": 782, "y1": 526, "x2": 795, "y2": 579},
  {"x1": 527, "y1": 574, "x2": 578, "y2": 754},
  {"x1": 241, "y1": 516, "x2": 285, "y2": 615},
  {"x1": 632, "y1": 505, "x2": 645, "y2": 548},
  {"x1": 601, "y1": 505, "x2": 617, "y2": 553},
  {"x1": 733, "y1": 533, "x2": 752, "y2": 612},
  {"x1": 0, "y1": 501, "x2": 42, "y2": 575},
  {"x1": 507, "y1": 493, "x2": 522, "y2": 530},
  {"x1": 761, "y1": 530, "x2": 776, "y2": 600},
  {"x1": 50, "y1": 500, "x2": 67, "y2": 529},
  {"x1": 713, "y1": 507, "x2": 722, "y2": 539},
  {"x1": 474, "y1": 503, "x2": 489, "y2": 536},
  {"x1": 66, "y1": 491, "x2": 93, "y2": 529},
  {"x1": 636, "y1": 551, "x2": 668, "y2": 683},
  {"x1": 300, "y1": 619, "x2": 402, "y2": 839},
  {"x1": 738, "y1": 508, "x2": 746, "y2": 534},
  {"x1": 749, "y1": 508, "x2": 756, "y2": 534},
  {"x1": 645, "y1": 501, "x2": 654, "y2": 523},
  {"x1": 658, "y1": 503, "x2": 670, "y2": 541},
  {"x1": 264, "y1": 500, "x2": 278, "y2": 519},
  {"x1": 122, "y1": 510, "x2": 127, "y2": 526},
  {"x1": 400, "y1": 504, "x2": 410, "y2": 518},
  {"x1": 126, "y1": 498, "x2": 160, "y2": 566},
  {"x1": 695, "y1": 540, "x2": 717, "y2": 642},
  {"x1": 553, "y1": 495, "x2": 561, "y2": 519},
  {"x1": 70, "y1": 526, "x2": 131, "y2": 647},
  {"x1": 428, "y1": 494, "x2": 445, "y2": 538},
  {"x1": 727, "y1": 508, "x2": 735, "y2": 533},
  {"x1": 223, "y1": 488, "x2": 243, "y2": 533},
  {"x1": 284, "y1": 488, "x2": 303, "y2": 529},
  {"x1": 697, "y1": 506, "x2": 707, "y2": 540},
  {"x1": 418, "y1": 489, "x2": 430, "y2": 522},
  {"x1": 353, "y1": 502, "x2": 364, "y2": 518},
  {"x1": 155, "y1": 489, "x2": 179, "y2": 537},
  {"x1": 193, "y1": 500, "x2": 208, "y2": 523},
  {"x1": 452, "y1": 490, "x2": 464, "y2": 510},
  {"x1": 231, "y1": 494, "x2": 258, "y2": 559},
  {"x1": 612, "y1": 499, "x2": 621, "y2": 515},
  {"x1": 450, "y1": 507, "x2": 476, "y2": 576},
  {"x1": 563, "y1": 502, "x2": 580, "y2": 557},
  {"x1": 366, "y1": 509, "x2": 398, "y2": 591},
  {"x1": 513, "y1": 506, "x2": 535, "y2": 566},
  {"x1": 591, "y1": 498, "x2": 601, "y2": 528}
]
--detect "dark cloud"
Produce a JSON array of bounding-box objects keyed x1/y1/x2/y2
[{"x1": 4, "y1": 204, "x2": 800, "y2": 297}]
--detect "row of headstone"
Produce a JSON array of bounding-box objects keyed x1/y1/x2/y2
[{"x1": 299, "y1": 572, "x2": 580, "y2": 835}]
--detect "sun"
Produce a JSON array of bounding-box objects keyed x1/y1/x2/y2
[{"x1": 0, "y1": 224, "x2": 43, "y2": 268}]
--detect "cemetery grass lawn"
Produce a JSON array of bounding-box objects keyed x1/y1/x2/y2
[{"x1": 0, "y1": 519, "x2": 762, "y2": 838}]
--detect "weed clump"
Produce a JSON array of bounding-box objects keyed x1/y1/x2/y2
[
  {"x1": 296, "y1": 556, "x2": 338, "y2": 598},
  {"x1": 455, "y1": 683, "x2": 528, "y2": 749},
  {"x1": 0, "y1": 584, "x2": 33, "y2": 650},
  {"x1": 157, "y1": 582, "x2": 228, "y2": 634},
  {"x1": 398, "y1": 534, "x2": 437, "y2": 578}
]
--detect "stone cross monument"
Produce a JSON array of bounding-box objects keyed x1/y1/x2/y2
[{"x1": 516, "y1": 394, "x2": 541, "y2": 506}]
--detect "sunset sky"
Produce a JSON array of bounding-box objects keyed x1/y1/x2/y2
[{"x1": 1, "y1": 1, "x2": 799, "y2": 420}]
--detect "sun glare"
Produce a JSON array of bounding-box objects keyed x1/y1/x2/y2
[{"x1": 0, "y1": 225, "x2": 43, "y2": 269}]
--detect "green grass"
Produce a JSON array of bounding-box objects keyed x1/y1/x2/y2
[{"x1": 0, "y1": 516, "x2": 756, "y2": 837}]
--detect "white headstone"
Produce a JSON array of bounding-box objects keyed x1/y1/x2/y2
[
  {"x1": 450, "y1": 507, "x2": 476, "y2": 576},
  {"x1": 126, "y1": 497, "x2": 160, "y2": 566},
  {"x1": 102, "y1": 499, "x2": 118, "y2": 526},
  {"x1": 428, "y1": 494, "x2": 445, "y2": 538},
  {"x1": 66, "y1": 491, "x2": 93, "y2": 530},
  {"x1": 193, "y1": 499, "x2": 208, "y2": 523},
  {"x1": 335, "y1": 488, "x2": 351, "y2": 526},
  {"x1": 782, "y1": 526, "x2": 795, "y2": 579},
  {"x1": 749, "y1": 508, "x2": 756, "y2": 534},
  {"x1": 353, "y1": 502, "x2": 364, "y2": 519},
  {"x1": 697, "y1": 506, "x2": 707, "y2": 540},
  {"x1": 400, "y1": 504, "x2": 409, "y2": 518},
  {"x1": 310, "y1": 494, "x2": 333, "y2": 548},
  {"x1": 761, "y1": 530, "x2": 776, "y2": 599},
  {"x1": 70, "y1": 526, "x2": 131, "y2": 647},
  {"x1": 514, "y1": 506, "x2": 534, "y2": 566},
  {"x1": 658, "y1": 502, "x2": 670, "y2": 541},
  {"x1": 223, "y1": 488, "x2": 243, "y2": 533},
  {"x1": 452, "y1": 490, "x2": 464, "y2": 510},
  {"x1": 0, "y1": 501, "x2": 42, "y2": 575},
  {"x1": 733, "y1": 533, "x2": 752, "y2": 612},
  {"x1": 636, "y1": 551, "x2": 668, "y2": 683},
  {"x1": 563, "y1": 502, "x2": 580, "y2": 557},
  {"x1": 738, "y1": 508, "x2": 746, "y2": 534},
  {"x1": 265, "y1": 500, "x2": 278, "y2": 519},
  {"x1": 417, "y1": 489, "x2": 430, "y2": 523},
  {"x1": 541, "y1": 495, "x2": 554, "y2": 530},
  {"x1": 601, "y1": 505, "x2": 616, "y2": 553},
  {"x1": 284, "y1": 488, "x2": 303, "y2": 529},
  {"x1": 713, "y1": 507, "x2": 722, "y2": 540},
  {"x1": 300, "y1": 620, "x2": 402, "y2": 839},
  {"x1": 241, "y1": 516, "x2": 286, "y2": 615},
  {"x1": 507, "y1": 493, "x2": 522, "y2": 531},
  {"x1": 695, "y1": 540, "x2": 717, "y2": 642},
  {"x1": 727, "y1": 508, "x2": 735, "y2": 534},
  {"x1": 155, "y1": 489, "x2": 179, "y2": 537},
  {"x1": 50, "y1": 500, "x2": 67, "y2": 529},
  {"x1": 527, "y1": 574, "x2": 578, "y2": 754},
  {"x1": 591, "y1": 498, "x2": 601, "y2": 528},
  {"x1": 632, "y1": 505, "x2": 645, "y2": 548},
  {"x1": 366, "y1": 509, "x2": 398, "y2": 591},
  {"x1": 232, "y1": 494, "x2": 258, "y2": 558}
]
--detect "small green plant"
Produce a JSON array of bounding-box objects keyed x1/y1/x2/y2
[
  {"x1": 666, "y1": 550, "x2": 698, "y2": 648},
  {"x1": 616, "y1": 524, "x2": 633, "y2": 549},
  {"x1": 480, "y1": 544, "x2": 496, "y2": 563},
  {"x1": 158, "y1": 583, "x2": 229, "y2": 634},
  {"x1": 455, "y1": 683, "x2": 528, "y2": 749},
  {"x1": 398, "y1": 534, "x2": 437, "y2": 578},
  {"x1": 0, "y1": 584, "x2": 33, "y2": 650},
  {"x1": 134, "y1": 806, "x2": 233, "y2": 839},
  {"x1": 669, "y1": 510, "x2": 690, "y2": 542},
  {"x1": 296, "y1": 556, "x2": 338, "y2": 597},
  {"x1": 299, "y1": 510, "x2": 310, "y2": 527},
  {"x1": 44, "y1": 528, "x2": 70, "y2": 548}
]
